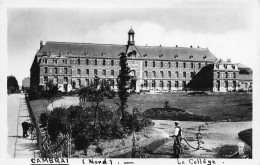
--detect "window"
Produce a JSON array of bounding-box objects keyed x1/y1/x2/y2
[
  {"x1": 183, "y1": 62, "x2": 186, "y2": 68},
  {"x1": 153, "y1": 61, "x2": 156, "y2": 67},
  {"x1": 191, "y1": 63, "x2": 194, "y2": 68},
  {"x1": 94, "y1": 69, "x2": 98, "y2": 76},
  {"x1": 145, "y1": 61, "x2": 148, "y2": 67},
  {"x1": 78, "y1": 59, "x2": 80, "y2": 65},
  {"x1": 182, "y1": 81, "x2": 186, "y2": 87},
  {"x1": 176, "y1": 62, "x2": 178, "y2": 68},
  {"x1": 78, "y1": 79, "x2": 81, "y2": 87},
  {"x1": 85, "y1": 79, "x2": 89, "y2": 86},
  {"x1": 64, "y1": 68, "x2": 68, "y2": 74},
  {"x1": 160, "y1": 81, "x2": 164, "y2": 89},
  {"x1": 168, "y1": 62, "x2": 171, "y2": 68},
  {"x1": 152, "y1": 81, "x2": 156, "y2": 88},
  {"x1": 168, "y1": 71, "x2": 171, "y2": 78},
  {"x1": 161, "y1": 61, "x2": 163, "y2": 68},
  {"x1": 95, "y1": 59, "x2": 97, "y2": 65},
  {"x1": 144, "y1": 71, "x2": 148, "y2": 77},
  {"x1": 191, "y1": 72, "x2": 195, "y2": 78},
  {"x1": 232, "y1": 65, "x2": 235, "y2": 69},
  {"x1": 144, "y1": 80, "x2": 148, "y2": 88},
  {"x1": 233, "y1": 73, "x2": 236, "y2": 78},
  {"x1": 77, "y1": 69, "x2": 81, "y2": 75},
  {"x1": 43, "y1": 59, "x2": 47, "y2": 64},
  {"x1": 111, "y1": 70, "x2": 114, "y2": 76},
  {"x1": 160, "y1": 71, "x2": 164, "y2": 78},
  {"x1": 86, "y1": 69, "x2": 89, "y2": 76},
  {"x1": 111, "y1": 80, "x2": 115, "y2": 88},
  {"x1": 44, "y1": 67, "x2": 48, "y2": 74},
  {"x1": 225, "y1": 72, "x2": 228, "y2": 78},
  {"x1": 183, "y1": 72, "x2": 186, "y2": 78},
  {"x1": 54, "y1": 59, "x2": 58, "y2": 64},
  {"x1": 175, "y1": 81, "x2": 179, "y2": 88},
  {"x1": 152, "y1": 71, "x2": 156, "y2": 78},
  {"x1": 103, "y1": 60, "x2": 106, "y2": 66},
  {"x1": 175, "y1": 71, "x2": 179, "y2": 78},
  {"x1": 198, "y1": 63, "x2": 201, "y2": 69},
  {"x1": 217, "y1": 72, "x2": 220, "y2": 78},
  {"x1": 86, "y1": 59, "x2": 89, "y2": 65},
  {"x1": 111, "y1": 60, "x2": 114, "y2": 66},
  {"x1": 63, "y1": 59, "x2": 67, "y2": 64},
  {"x1": 44, "y1": 76, "x2": 48, "y2": 82},
  {"x1": 102, "y1": 69, "x2": 106, "y2": 76},
  {"x1": 233, "y1": 81, "x2": 236, "y2": 88},
  {"x1": 55, "y1": 67, "x2": 58, "y2": 74}
]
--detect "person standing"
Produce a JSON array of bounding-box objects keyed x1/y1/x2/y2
[{"x1": 171, "y1": 121, "x2": 182, "y2": 158}]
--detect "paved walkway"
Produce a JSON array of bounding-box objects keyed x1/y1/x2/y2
[
  {"x1": 7, "y1": 94, "x2": 40, "y2": 158},
  {"x1": 47, "y1": 96, "x2": 79, "y2": 110}
]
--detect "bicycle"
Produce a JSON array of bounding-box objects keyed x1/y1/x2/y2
[{"x1": 27, "y1": 125, "x2": 37, "y2": 140}]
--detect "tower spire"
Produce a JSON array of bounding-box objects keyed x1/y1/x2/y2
[{"x1": 127, "y1": 27, "x2": 135, "y2": 45}]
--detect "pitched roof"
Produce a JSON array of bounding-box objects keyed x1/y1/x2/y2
[
  {"x1": 136, "y1": 45, "x2": 217, "y2": 61},
  {"x1": 238, "y1": 63, "x2": 251, "y2": 69},
  {"x1": 38, "y1": 41, "x2": 127, "y2": 58},
  {"x1": 37, "y1": 41, "x2": 218, "y2": 61}
]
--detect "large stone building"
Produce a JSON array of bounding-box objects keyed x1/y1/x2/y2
[{"x1": 30, "y1": 28, "x2": 252, "y2": 93}]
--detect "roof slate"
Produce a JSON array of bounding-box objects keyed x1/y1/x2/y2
[{"x1": 38, "y1": 41, "x2": 218, "y2": 61}]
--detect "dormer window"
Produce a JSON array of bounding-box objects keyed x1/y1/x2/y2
[
  {"x1": 224, "y1": 64, "x2": 227, "y2": 69},
  {"x1": 143, "y1": 54, "x2": 147, "y2": 57},
  {"x1": 159, "y1": 54, "x2": 163, "y2": 58},
  {"x1": 203, "y1": 55, "x2": 207, "y2": 59},
  {"x1": 102, "y1": 52, "x2": 106, "y2": 56},
  {"x1": 190, "y1": 55, "x2": 193, "y2": 59},
  {"x1": 174, "y1": 54, "x2": 178, "y2": 59}
]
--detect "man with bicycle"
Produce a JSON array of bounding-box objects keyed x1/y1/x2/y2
[{"x1": 170, "y1": 121, "x2": 182, "y2": 158}]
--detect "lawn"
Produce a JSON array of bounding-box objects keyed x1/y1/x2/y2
[
  {"x1": 105, "y1": 92, "x2": 252, "y2": 121},
  {"x1": 30, "y1": 93, "x2": 252, "y2": 122}
]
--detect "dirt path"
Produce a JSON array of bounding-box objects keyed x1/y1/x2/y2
[{"x1": 152, "y1": 120, "x2": 252, "y2": 158}]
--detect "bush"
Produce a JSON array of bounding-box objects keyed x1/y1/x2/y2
[{"x1": 143, "y1": 108, "x2": 213, "y2": 121}]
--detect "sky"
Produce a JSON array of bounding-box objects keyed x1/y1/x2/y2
[{"x1": 6, "y1": 0, "x2": 260, "y2": 85}]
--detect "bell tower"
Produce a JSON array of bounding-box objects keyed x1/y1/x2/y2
[{"x1": 127, "y1": 27, "x2": 135, "y2": 45}]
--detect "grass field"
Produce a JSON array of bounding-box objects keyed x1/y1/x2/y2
[
  {"x1": 105, "y1": 92, "x2": 252, "y2": 121},
  {"x1": 30, "y1": 93, "x2": 252, "y2": 122}
]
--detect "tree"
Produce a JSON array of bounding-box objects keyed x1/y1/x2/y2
[
  {"x1": 117, "y1": 52, "x2": 133, "y2": 125},
  {"x1": 77, "y1": 76, "x2": 112, "y2": 135},
  {"x1": 7, "y1": 75, "x2": 19, "y2": 94},
  {"x1": 46, "y1": 80, "x2": 60, "y2": 109}
]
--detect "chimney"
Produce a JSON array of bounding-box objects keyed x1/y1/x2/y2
[
  {"x1": 227, "y1": 58, "x2": 231, "y2": 63},
  {"x1": 197, "y1": 46, "x2": 200, "y2": 48},
  {"x1": 40, "y1": 40, "x2": 43, "y2": 49},
  {"x1": 190, "y1": 45, "x2": 193, "y2": 48},
  {"x1": 176, "y1": 45, "x2": 178, "y2": 47}
]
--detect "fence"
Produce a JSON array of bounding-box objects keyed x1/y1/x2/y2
[{"x1": 25, "y1": 95, "x2": 44, "y2": 157}]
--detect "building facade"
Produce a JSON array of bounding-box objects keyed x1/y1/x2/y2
[{"x1": 30, "y1": 28, "x2": 252, "y2": 92}]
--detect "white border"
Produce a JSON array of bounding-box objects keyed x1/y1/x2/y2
[{"x1": 1, "y1": 0, "x2": 260, "y2": 165}]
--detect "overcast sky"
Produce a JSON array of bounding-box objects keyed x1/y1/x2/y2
[{"x1": 7, "y1": 0, "x2": 260, "y2": 85}]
